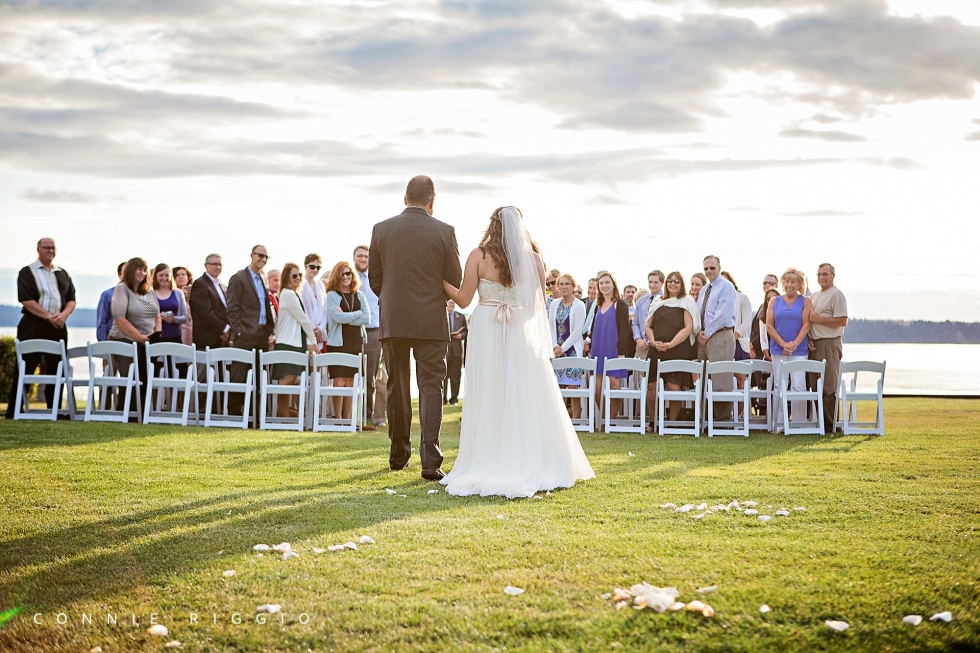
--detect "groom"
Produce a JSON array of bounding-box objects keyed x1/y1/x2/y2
[{"x1": 369, "y1": 176, "x2": 463, "y2": 480}]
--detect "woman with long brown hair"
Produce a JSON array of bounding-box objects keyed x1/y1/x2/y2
[
  {"x1": 109, "y1": 257, "x2": 161, "y2": 407},
  {"x1": 441, "y1": 206, "x2": 594, "y2": 498},
  {"x1": 273, "y1": 262, "x2": 318, "y2": 417},
  {"x1": 588, "y1": 270, "x2": 635, "y2": 425},
  {"x1": 324, "y1": 260, "x2": 371, "y2": 420},
  {"x1": 645, "y1": 271, "x2": 700, "y2": 423}
]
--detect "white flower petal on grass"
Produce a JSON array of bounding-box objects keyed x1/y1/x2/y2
[
  {"x1": 283, "y1": 551, "x2": 299, "y2": 560},
  {"x1": 628, "y1": 451, "x2": 636, "y2": 457},
  {"x1": 532, "y1": 495, "x2": 543, "y2": 500},
  {"x1": 668, "y1": 602, "x2": 686, "y2": 612},
  {"x1": 165, "y1": 641, "x2": 181, "y2": 648},
  {"x1": 256, "y1": 604, "x2": 282, "y2": 614},
  {"x1": 711, "y1": 505, "x2": 727, "y2": 511},
  {"x1": 692, "y1": 513, "x2": 706, "y2": 520},
  {"x1": 660, "y1": 503, "x2": 676, "y2": 509},
  {"x1": 903, "y1": 615, "x2": 923, "y2": 626},
  {"x1": 614, "y1": 601, "x2": 628, "y2": 610},
  {"x1": 686, "y1": 600, "x2": 706, "y2": 612},
  {"x1": 601, "y1": 593, "x2": 612, "y2": 600},
  {"x1": 397, "y1": 494, "x2": 408, "y2": 498},
  {"x1": 760, "y1": 604, "x2": 771, "y2": 614},
  {"x1": 929, "y1": 611, "x2": 953, "y2": 622},
  {"x1": 775, "y1": 510, "x2": 790, "y2": 517},
  {"x1": 427, "y1": 489, "x2": 439, "y2": 495},
  {"x1": 327, "y1": 545, "x2": 345, "y2": 552},
  {"x1": 794, "y1": 507, "x2": 806, "y2": 512},
  {"x1": 253, "y1": 544, "x2": 270, "y2": 552},
  {"x1": 728, "y1": 500, "x2": 740, "y2": 509},
  {"x1": 702, "y1": 605, "x2": 716, "y2": 618},
  {"x1": 90, "y1": 648, "x2": 103, "y2": 653},
  {"x1": 744, "y1": 509, "x2": 759, "y2": 516},
  {"x1": 497, "y1": 515, "x2": 505, "y2": 519},
  {"x1": 675, "y1": 504, "x2": 695, "y2": 513},
  {"x1": 743, "y1": 501, "x2": 758, "y2": 507},
  {"x1": 696, "y1": 503, "x2": 707, "y2": 511},
  {"x1": 825, "y1": 620, "x2": 849, "y2": 632},
  {"x1": 696, "y1": 585, "x2": 717, "y2": 594},
  {"x1": 312, "y1": 547, "x2": 326, "y2": 554},
  {"x1": 503, "y1": 586, "x2": 525, "y2": 596},
  {"x1": 613, "y1": 588, "x2": 632, "y2": 602},
  {"x1": 272, "y1": 542, "x2": 292, "y2": 553},
  {"x1": 758, "y1": 515, "x2": 772, "y2": 522},
  {"x1": 359, "y1": 536, "x2": 376, "y2": 545},
  {"x1": 385, "y1": 488, "x2": 396, "y2": 495},
  {"x1": 147, "y1": 624, "x2": 169, "y2": 636},
  {"x1": 222, "y1": 570, "x2": 236, "y2": 577},
  {"x1": 344, "y1": 542, "x2": 358, "y2": 551}
]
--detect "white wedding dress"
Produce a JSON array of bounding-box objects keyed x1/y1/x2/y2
[{"x1": 441, "y1": 210, "x2": 595, "y2": 499}]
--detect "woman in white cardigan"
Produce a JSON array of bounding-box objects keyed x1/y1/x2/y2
[
  {"x1": 548, "y1": 273, "x2": 586, "y2": 420},
  {"x1": 273, "y1": 262, "x2": 318, "y2": 417}
]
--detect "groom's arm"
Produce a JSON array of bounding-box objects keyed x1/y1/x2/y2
[
  {"x1": 443, "y1": 227, "x2": 463, "y2": 289},
  {"x1": 368, "y1": 225, "x2": 383, "y2": 296}
]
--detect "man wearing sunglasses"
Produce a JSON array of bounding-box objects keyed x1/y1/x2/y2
[
  {"x1": 226, "y1": 245, "x2": 276, "y2": 419},
  {"x1": 696, "y1": 255, "x2": 737, "y2": 420}
]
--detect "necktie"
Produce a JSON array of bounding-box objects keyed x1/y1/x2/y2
[{"x1": 699, "y1": 282, "x2": 712, "y2": 327}]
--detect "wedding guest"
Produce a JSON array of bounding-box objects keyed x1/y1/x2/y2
[
  {"x1": 750, "y1": 275, "x2": 779, "y2": 359},
  {"x1": 631, "y1": 270, "x2": 664, "y2": 361},
  {"x1": 721, "y1": 271, "x2": 754, "y2": 412},
  {"x1": 689, "y1": 272, "x2": 707, "y2": 302},
  {"x1": 766, "y1": 268, "x2": 812, "y2": 429},
  {"x1": 5, "y1": 238, "x2": 77, "y2": 419},
  {"x1": 545, "y1": 268, "x2": 560, "y2": 313},
  {"x1": 190, "y1": 253, "x2": 230, "y2": 351},
  {"x1": 273, "y1": 263, "x2": 318, "y2": 417},
  {"x1": 590, "y1": 270, "x2": 634, "y2": 425},
  {"x1": 109, "y1": 257, "x2": 161, "y2": 409},
  {"x1": 300, "y1": 254, "x2": 327, "y2": 350},
  {"x1": 226, "y1": 245, "x2": 276, "y2": 419},
  {"x1": 266, "y1": 268, "x2": 281, "y2": 319},
  {"x1": 808, "y1": 263, "x2": 848, "y2": 434},
  {"x1": 325, "y1": 260, "x2": 371, "y2": 420},
  {"x1": 549, "y1": 273, "x2": 586, "y2": 420},
  {"x1": 623, "y1": 284, "x2": 637, "y2": 319},
  {"x1": 586, "y1": 278, "x2": 598, "y2": 311},
  {"x1": 97, "y1": 262, "x2": 127, "y2": 342},
  {"x1": 756, "y1": 289, "x2": 780, "y2": 360},
  {"x1": 354, "y1": 245, "x2": 384, "y2": 428},
  {"x1": 573, "y1": 285, "x2": 584, "y2": 301},
  {"x1": 696, "y1": 256, "x2": 736, "y2": 420},
  {"x1": 645, "y1": 272, "x2": 699, "y2": 422},
  {"x1": 173, "y1": 266, "x2": 194, "y2": 346},
  {"x1": 582, "y1": 277, "x2": 599, "y2": 354},
  {"x1": 152, "y1": 264, "x2": 189, "y2": 345},
  {"x1": 444, "y1": 299, "x2": 467, "y2": 405}
]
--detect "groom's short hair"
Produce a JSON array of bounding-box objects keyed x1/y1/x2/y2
[{"x1": 405, "y1": 175, "x2": 436, "y2": 206}]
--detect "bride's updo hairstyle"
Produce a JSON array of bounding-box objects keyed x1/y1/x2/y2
[{"x1": 479, "y1": 206, "x2": 540, "y2": 287}]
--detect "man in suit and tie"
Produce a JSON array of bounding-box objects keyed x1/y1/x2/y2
[
  {"x1": 226, "y1": 245, "x2": 276, "y2": 419},
  {"x1": 444, "y1": 299, "x2": 467, "y2": 405},
  {"x1": 370, "y1": 175, "x2": 463, "y2": 481},
  {"x1": 190, "y1": 253, "x2": 231, "y2": 350}
]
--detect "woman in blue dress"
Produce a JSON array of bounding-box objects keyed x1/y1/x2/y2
[{"x1": 548, "y1": 273, "x2": 586, "y2": 419}]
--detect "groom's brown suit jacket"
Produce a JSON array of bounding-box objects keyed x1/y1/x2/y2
[{"x1": 369, "y1": 206, "x2": 463, "y2": 342}]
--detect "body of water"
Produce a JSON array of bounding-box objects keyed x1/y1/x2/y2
[{"x1": 1, "y1": 328, "x2": 977, "y2": 396}]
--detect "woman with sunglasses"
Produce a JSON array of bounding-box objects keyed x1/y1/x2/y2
[
  {"x1": 300, "y1": 253, "x2": 327, "y2": 351},
  {"x1": 645, "y1": 272, "x2": 700, "y2": 423},
  {"x1": 325, "y1": 260, "x2": 371, "y2": 420},
  {"x1": 272, "y1": 263, "x2": 318, "y2": 417}
]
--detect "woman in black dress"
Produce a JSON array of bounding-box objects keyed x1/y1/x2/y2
[
  {"x1": 324, "y1": 260, "x2": 370, "y2": 420},
  {"x1": 645, "y1": 271, "x2": 700, "y2": 422}
]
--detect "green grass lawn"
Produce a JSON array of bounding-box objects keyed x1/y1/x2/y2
[{"x1": 1, "y1": 398, "x2": 979, "y2": 652}]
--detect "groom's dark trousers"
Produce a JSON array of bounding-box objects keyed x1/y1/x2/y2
[
  {"x1": 369, "y1": 204, "x2": 463, "y2": 475},
  {"x1": 383, "y1": 338, "x2": 448, "y2": 470}
]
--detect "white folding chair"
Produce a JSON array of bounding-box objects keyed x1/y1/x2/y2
[
  {"x1": 551, "y1": 357, "x2": 597, "y2": 432},
  {"x1": 84, "y1": 341, "x2": 141, "y2": 423},
  {"x1": 602, "y1": 357, "x2": 650, "y2": 434},
  {"x1": 838, "y1": 361, "x2": 886, "y2": 436},
  {"x1": 64, "y1": 345, "x2": 90, "y2": 420},
  {"x1": 655, "y1": 359, "x2": 704, "y2": 436},
  {"x1": 12, "y1": 339, "x2": 68, "y2": 421},
  {"x1": 311, "y1": 353, "x2": 362, "y2": 432},
  {"x1": 778, "y1": 358, "x2": 825, "y2": 436},
  {"x1": 748, "y1": 359, "x2": 774, "y2": 431},
  {"x1": 705, "y1": 361, "x2": 752, "y2": 437},
  {"x1": 203, "y1": 347, "x2": 256, "y2": 429},
  {"x1": 259, "y1": 350, "x2": 308, "y2": 431},
  {"x1": 143, "y1": 342, "x2": 197, "y2": 426}
]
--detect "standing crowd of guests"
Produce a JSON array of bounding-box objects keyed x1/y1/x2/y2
[
  {"x1": 6, "y1": 240, "x2": 847, "y2": 436},
  {"x1": 545, "y1": 256, "x2": 848, "y2": 434}
]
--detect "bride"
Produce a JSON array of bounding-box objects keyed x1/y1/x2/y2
[{"x1": 441, "y1": 206, "x2": 595, "y2": 499}]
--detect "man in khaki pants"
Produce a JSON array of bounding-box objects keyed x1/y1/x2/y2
[
  {"x1": 808, "y1": 263, "x2": 848, "y2": 434},
  {"x1": 696, "y1": 255, "x2": 737, "y2": 420}
]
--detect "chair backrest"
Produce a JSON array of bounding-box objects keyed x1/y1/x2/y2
[
  {"x1": 17, "y1": 339, "x2": 66, "y2": 357},
  {"x1": 312, "y1": 352, "x2": 360, "y2": 372},
  {"x1": 656, "y1": 359, "x2": 704, "y2": 376},
  {"x1": 551, "y1": 357, "x2": 597, "y2": 372},
  {"x1": 260, "y1": 349, "x2": 310, "y2": 368},
  {"x1": 67, "y1": 346, "x2": 88, "y2": 360},
  {"x1": 781, "y1": 359, "x2": 825, "y2": 375},
  {"x1": 208, "y1": 347, "x2": 257, "y2": 366},
  {"x1": 89, "y1": 340, "x2": 138, "y2": 360},
  {"x1": 706, "y1": 360, "x2": 753, "y2": 376},
  {"x1": 603, "y1": 357, "x2": 650, "y2": 374},
  {"x1": 749, "y1": 359, "x2": 773, "y2": 374},
  {"x1": 841, "y1": 360, "x2": 886, "y2": 375},
  {"x1": 145, "y1": 342, "x2": 196, "y2": 360}
]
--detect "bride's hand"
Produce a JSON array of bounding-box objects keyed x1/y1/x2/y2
[{"x1": 443, "y1": 280, "x2": 459, "y2": 300}]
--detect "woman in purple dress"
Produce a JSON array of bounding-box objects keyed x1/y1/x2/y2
[{"x1": 589, "y1": 270, "x2": 635, "y2": 425}]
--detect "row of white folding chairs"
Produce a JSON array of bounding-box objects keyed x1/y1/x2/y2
[{"x1": 11, "y1": 339, "x2": 365, "y2": 433}]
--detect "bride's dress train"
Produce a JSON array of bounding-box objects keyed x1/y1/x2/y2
[{"x1": 441, "y1": 278, "x2": 596, "y2": 499}]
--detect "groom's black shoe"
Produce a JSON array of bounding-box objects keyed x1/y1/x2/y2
[
  {"x1": 390, "y1": 462, "x2": 410, "y2": 471},
  {"x1": 421, "y1": 468, "x2": 446, "y2": 481}
]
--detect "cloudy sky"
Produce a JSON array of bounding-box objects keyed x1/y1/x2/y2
[{"x1": 1, "y1": 0, "x2": 979, "y2": 318}]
